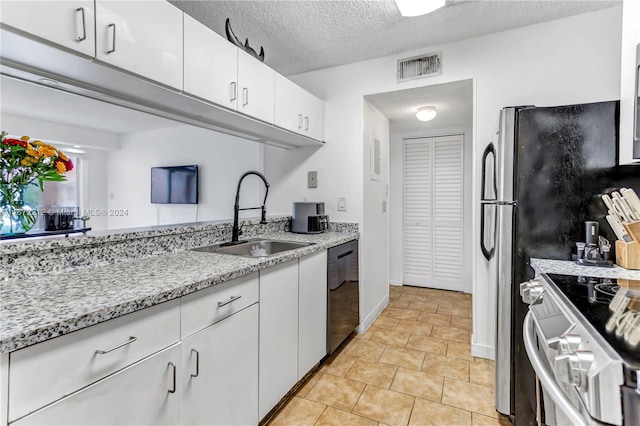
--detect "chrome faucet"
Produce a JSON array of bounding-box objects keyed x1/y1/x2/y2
[{"x1": 226, "y1": 170, "x2": 270, "y2": 245}]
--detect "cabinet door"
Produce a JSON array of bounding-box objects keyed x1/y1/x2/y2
[
  {"x1": 298, "y1": 250, "x2": 328, "y2": 379},
  {"x1": 302, "y1": 91, "x2": 325, "y2": 142},
  {"x1": 183, "y1": 14, "x2": 238, "y2": 110},
  {"x1": 274, "y1": 73, "x2": 303, "y2": 133},
  {"x1": 14, "y1": 344, "x2": 181, "y2": 425},
  {"x1": 181, "y1": 304, "x2": 259, "y2": 426},
  {"x1": 0, "y1": 0, "x2": 95, "y2": 57},
  {"x1": 237, "y1": 50, "x2": 276, "y2": 123},
  {"x1": 259, "y1": 260, "x2": 299, "y2": 419},
  {"x1": 620, "y1": 0, "x2": 640, "y2": 164},
  {"x1": 95, "y1": 0, "x2": 183, "y2": 89}
]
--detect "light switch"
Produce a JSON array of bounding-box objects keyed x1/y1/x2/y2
[
  {"x1": 338, "y1": 197, "x2": 347, "y2": 211},
  {"x1": 308, "y1": 171, "x2": 318, "y2": 188}
]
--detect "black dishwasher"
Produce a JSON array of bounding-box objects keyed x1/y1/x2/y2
[{"x1": 327, "y1": 240, "x2": 359, "y2": 354}]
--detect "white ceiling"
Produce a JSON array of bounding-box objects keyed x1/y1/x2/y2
[
  {"x1": 170, "y1": 0, "x2": 620, "y2": 76},
  {"x1": 366, "y1": 79, "x2": 473, "y2": 133}
]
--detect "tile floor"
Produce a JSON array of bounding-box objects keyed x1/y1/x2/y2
[{"x1": 269, "y1": 285, "x2": 512, "y2": 426}]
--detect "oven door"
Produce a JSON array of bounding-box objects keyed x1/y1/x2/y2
[{"x1": 523, "y1": 311, "x2": 593, "y2": 426}]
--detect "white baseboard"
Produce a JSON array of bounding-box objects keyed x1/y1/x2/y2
[
  {"x1": 471, "y1": 339, "x2": 495, "y2": 360},
  {"x1": 357, "y1": 294, "x2": 389, "y2": 334},
  {"x1": 389, "y1": 280, "x2": 403, "y2": 286}
]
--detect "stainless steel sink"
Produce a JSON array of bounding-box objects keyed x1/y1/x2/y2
[{"x1": 192, "y1": 239, "x2": 314, "y2": 258}]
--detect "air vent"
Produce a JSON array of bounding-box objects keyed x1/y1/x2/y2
[{"x1": 397, "y1": 51, "x2": 442, "y2": 82}]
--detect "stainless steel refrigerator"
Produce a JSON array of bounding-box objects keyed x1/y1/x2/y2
[{"x1": 480, "y1": 101, "x2": 640, "y2": 425}]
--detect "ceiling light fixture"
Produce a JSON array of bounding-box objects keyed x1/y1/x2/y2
[
  {"x1": 416, "y1": 106, "x2": 437, "y2": 122},
  {"x1": 394, "y1": 0, "x2": 446, "y2": 17}
]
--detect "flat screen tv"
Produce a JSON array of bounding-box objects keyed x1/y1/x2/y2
[{"x1": 151, "y1": 165, "x2": 198, "y2": 204}]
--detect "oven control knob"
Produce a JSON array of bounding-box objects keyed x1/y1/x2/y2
[
  {"x1": 547, "y1": 335, "x2": 582, "y2": 353},
  {"x1": 553, "y1": 351, "x2": 595, "y2": 393},
  {"x1": 520, "y1": 279, "x2": 544, "y2": 305}
]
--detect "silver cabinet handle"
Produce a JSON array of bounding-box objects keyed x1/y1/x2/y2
[
  {"x1": 230, "y1": 82, "x2": 237, "y2": 102},
  {"x1": 242, "y1": 88, "x2": 249, "y2": 106},
  {"x1": 191, "y1": 349, "x2": 199, "y2": 378},
  {"x1": 95, "y1": 336, "x2": 137, "y2": 354},
  {"x1": 305, "y1": 116, "x2": 310, "y2": 131},
  {"x1": 107, "y1": 23, "x2": 116, "y2": 54},
  {"x1": 298, "y1": 114, "x2": 303, "y2": 130},
  {"x1": 168, "y1": 362, "x2": 176, "y2": 393},
  {"x1": 218, "y1": 295, "x2": 241, "y2": 307},
  {"x1": 75, "y1": 7, "x2": 86, "y2": 41},
  {"x1": 523, "y1": 313, "x2": 587, "y2": 426}
]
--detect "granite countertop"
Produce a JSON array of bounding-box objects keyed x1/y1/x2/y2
[
  {"x1": 531, "y1": 258, "x2": 640, "y2": 280},
  {"x1": 0, "y1": 231, "x2": 358, "y2": 353}
]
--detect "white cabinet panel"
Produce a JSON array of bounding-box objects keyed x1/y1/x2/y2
[
  {"x1": 237, "y1": 50, "x2": 275, "y2": 123},
  {"x1": 14, "y1": 344, "x2": 181, "y2": 426},
  {"x1": 301, "y1": 90, "x2": 324, "y2": 141},
  {"x1": 259, "y1": 260, "x2": 299, "y2": 419},
  {"x1": 0, "y1": 0, "x2": 95, "y2": 57},
  {"x1": 181, "y1": 304, "x2": 259, "y2": 426},
  {"x1": 275, "y1": 73, "x2": 304, "y2": 133},
  {"x1": 9, "y1": 299, "x2": 180, "y2": 423},
  {"x1": 619, "y1": 0, "x2": 640, "y2": 164},
  {"x1": 95, "y1": 0, "x2": 183, "y2": 89},
  {"x1": 298, "y1": 250, "x2": 328, "y2": 379},
  {"x1": 183, "y1": 14, "x2": 239, "y2": 110}
]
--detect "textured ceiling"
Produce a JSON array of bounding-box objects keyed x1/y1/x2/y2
[
  {"x1": 366, "y1": 79, "x2": 473, "y2": 132},
  {"x1": 170, "y1": 0, "x2": 620, "y2": 76}
]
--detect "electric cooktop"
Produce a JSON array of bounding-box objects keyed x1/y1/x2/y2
[{"x1": 545, "y1": 273, "x2": 640, "y2": 369}]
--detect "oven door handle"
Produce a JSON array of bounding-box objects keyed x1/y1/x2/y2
[{"x1": 523, "y1": 312, "x2": 588, "y2": 426}]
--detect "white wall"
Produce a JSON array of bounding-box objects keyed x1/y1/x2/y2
[
  {"x1": 279, "y1": 6, "x2": 622, "y2": 358},
  {"x1": 360, "y1": 99, "x2": 390, "y2": 330},
  {"x1": 107, "y1": 125, "x2": 264, "y2": 229}
]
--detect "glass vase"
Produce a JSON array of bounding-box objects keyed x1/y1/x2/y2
[{"x1": 0, "y1": 184, "x2": 38, "y2": 236}]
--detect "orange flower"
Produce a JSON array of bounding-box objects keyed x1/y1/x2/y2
[
  {"x1": 57, "y1": 150, "x2": 69, "y2": 161},
  {"x1": 20, "y1": 135, "x2": 30, "y2": 141},
  {"x1": 21, "y1": 158, "x2": 33, "y2": 167},
  {"x1": 55, "y1": 160, "x2": 67, "y2": 174}
]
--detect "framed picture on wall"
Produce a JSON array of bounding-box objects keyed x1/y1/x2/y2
[{"x1": 370, "y1": 131, "x2": 381, "y2": 181}]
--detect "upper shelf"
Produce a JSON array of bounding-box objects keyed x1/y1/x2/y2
[{"x1": 0, "y1": 27, "x2": 325, "y2": 150}]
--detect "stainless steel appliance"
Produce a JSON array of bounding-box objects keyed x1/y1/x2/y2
[
  {"x1": 327, "y1": 240, "x2": 359, "y2": 354},
  {"x1": 480, "y1": 102, "x2": 640, "y2": 424},
  {"x1": 292, "y1": 202, "x2": 329, "y2": 234},
  {"x1": 520, "y1": 273, "x2": 640, "y2": 425}
]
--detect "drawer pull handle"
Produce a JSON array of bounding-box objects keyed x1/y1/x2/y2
[
  {"x1": 230, "y1": 82, "x2": 237, "y2": 102},
  {"x1": 168, "y1": 362, "x2": 177, "y2": 393},
  {"x1": 242, "y1": 88, "x2": 249, "y2": 106},
  {"x1": 218, "y1": 295, "x2": 242, "y2": 307},
  {"x1": 191, "y1": 349, "x2": 200, "y2": 378},
  {"x1": 95, "y1": 336, "x2": 137, "y2": 354}
]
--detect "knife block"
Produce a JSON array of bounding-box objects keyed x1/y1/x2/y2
[
  {"x1": 615, "y1": 240, "x2": 640, "y2": 270},
  {"x1": 623, "y1": 221, "x2": 640, "y2": 243}
]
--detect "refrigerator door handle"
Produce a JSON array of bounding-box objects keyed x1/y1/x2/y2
[{"x1": 481, "y1": 143, "x2": 498, "y2": 261}]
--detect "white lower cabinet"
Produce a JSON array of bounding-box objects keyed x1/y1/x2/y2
[
  {"x1": 298, "y1": 250, "x2": 328, "y2": 379},
  {"x1": 14, "y1": 344, "x2": 182, "y2": 425},
  {"x1": 180, "y1": 304, "x2": 259, "y2": 426},
  {"x1": 259, "y1": 259, "x2": 299, "y2": 419}
]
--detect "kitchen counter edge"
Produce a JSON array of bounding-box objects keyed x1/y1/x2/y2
[
  {"x1": 530, "y1": 258, "x2": 640, "y2": 280},
  {"x1": 0, "y1": 231, "x2": 358, "y2": 354}
]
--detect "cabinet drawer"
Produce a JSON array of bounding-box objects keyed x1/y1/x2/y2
[
  {"x1": 181, "y1": 272, "x2": 259, "y2": 338},
  {"x1": 8, "y1": 299, "x2": 180, "y2": 423},
  {"x1": 13, "y1": 344, "x2": 181, "y2": 426}
]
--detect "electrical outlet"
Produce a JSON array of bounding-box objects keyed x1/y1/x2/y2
[
  {"x1": 338, "y1": 197, "x2": 347, "y2": 211},
  {"x1": 308, "y1": 171, "x2": 318, "y2": 188}
]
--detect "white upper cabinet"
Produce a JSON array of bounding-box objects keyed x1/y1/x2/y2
[
  {"x1": 95, "y1": 0, "x2": 183, "y2": 90},
  {"x1": 237, "y1": 49, "x2": 276, "y2": 124},
  {"x1": 301, "y1": 89, "x2": 324, "y2": 141},
  {"x1": 275, "y1": 73, "x2": 324, "y2": 141},
  {"x1": 0, "y1": 0, "x2": 95, "y2": 57},
  {"x1": 183, "y1": 14, "x2": 239, "y2": 110},
  {"x1": 619, "y1": 0, "x2": 640, "y2": 164}
]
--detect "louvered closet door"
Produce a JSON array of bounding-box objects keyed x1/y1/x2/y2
[{"x1": 403, "y1": 135, "x2": 464, "y2": 291}]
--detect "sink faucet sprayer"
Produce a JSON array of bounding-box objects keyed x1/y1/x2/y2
[{"x1": 225, "y1": 170, "x2": 270, "y2": 245}]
